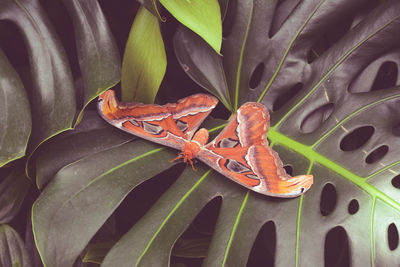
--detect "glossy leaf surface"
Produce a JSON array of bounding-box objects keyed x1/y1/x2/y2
[
  {"x1": 0, "y1": 0, "x2": 121, "y2": 155},
  {"x1": 32, "y1": 139, "x2": 176, "y2": 267},
  {"x1": 0, "y1": 48, "x2": 31, "y2": 167},
  {"x1": 0, "y1": 0, "x2": 76, "y2": 151},
  {"x1": 35, "y1": 111, "x2": 134, "y2": 188}
]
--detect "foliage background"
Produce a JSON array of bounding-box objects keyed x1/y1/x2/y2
[{"x1": 1, "y1": 0, "x2": 400, "y2": 266}]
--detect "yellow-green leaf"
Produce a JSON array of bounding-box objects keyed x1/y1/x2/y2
[
  {"x1": 121, "y1": 6, "x2": 166, "y2": 103},
  {"x1": 159, "y1": 0, "x2": 222, "y2": 54}
]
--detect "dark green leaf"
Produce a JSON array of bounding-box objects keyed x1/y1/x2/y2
[
  {"x1": 35, "y1": 111, "x2": 134, "y2": 188},
  {"x1": 83, "y1": 241, "x2": 117, "y2": 264},
  {"x1": 62, "y1": 0, "x2": 121, "y2": 125},
  {"x1": 0, "y1": 163, "x2": 30, "y2": 224},
  {"x1": 0, "y1": 48, "x2": 31, "y2": 167},
  {"x1": 32, "y1": 140, "x2": 176, "y2": 267},
  {"x1": 174, "y1": 27, "x2": 231, "y2": 110},
  {"x1": 0, "y1": 0, "x2": 76, "y2": 151},
  {"x1": 101, "y1": 167, "x2": 242, "y2": 266},
  {"x1": 172, "y1": 237, "x2": 211, "y2": 258},
  {"x1": 0, "y1": 224, "x2": 31, "y2": 267}
]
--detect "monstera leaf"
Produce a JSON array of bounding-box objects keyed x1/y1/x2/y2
[
  {"x1": 0, "y1": 0, "x2": 120, "y2": 161},
  {"x1": 0, "y1": 0, "x2": 121, "y2": 264},
  {"x1": 32, "y1": 0, "x2": 400, "y2": 266}
]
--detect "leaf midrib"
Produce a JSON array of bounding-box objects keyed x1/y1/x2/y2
[
  {"x1": 135, "y1": 169, "x2": 212, "y2": 266},
  {"x1": 268, "y1": 129, "x2": 400, "y2": 211},
  {"x1": 32, "y1": 146, "x2": 165, "y2": 267}
]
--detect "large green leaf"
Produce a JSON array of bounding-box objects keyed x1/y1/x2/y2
[
  {"x1": 0, "y1": 0, "x2": 76, "y2": 151},
  {"x1": 0, "y1": 48, "x2": 31, "y2": 167},
  {"x1": 0, "y1": 224, "x2": 31, "y2": 267},
  {"x1": 32, "y1": 139, "x2": 177, "y2": 266},
  {"x1": 35, "y1": 111, "x2": 134, "y2": 189},
  {"x1": 0, "y1": 0, "x2": 121, "y2": 155},
  {"x1": 32, "y1": 0, "x2": 400, "y2": 266}
]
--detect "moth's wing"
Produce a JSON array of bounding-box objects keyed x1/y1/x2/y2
[
  {"x1": 198, "y1": 102, "x2": 313, "y2": 198},
  {"x1": 168, "y1": 93, "x2": 218, "y2": 139},
  {"x1": 98, "y1": 90, "x2": 185, "y2": 150},
  {"x1": 98, "y1": 90, "x2": 218, "y2": 150}
]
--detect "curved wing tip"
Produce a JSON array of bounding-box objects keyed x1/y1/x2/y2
[
  {"x1": 257, "y1": 174, "x2": 313, "y2": 198},
  {"x1": 238, "y1": 102, "x2": 270, "y2": 116},
  {"x1": 99, "y1": 89, "x2": 115, "y2": 100},
  {"x1": 292, "y1": 174, "x2": 313, "y2": 195},
  {"x1": 191, "y1": 93, "x2": 219, "y2": 106}
]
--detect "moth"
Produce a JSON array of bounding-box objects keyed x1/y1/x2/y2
[{"x1": 98, "y1": 90, "x2": 313, "y2": 198}]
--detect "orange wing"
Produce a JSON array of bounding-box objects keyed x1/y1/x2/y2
[
  {"x1": 197, "y1": 102, "x2": 313, "y2": 198},
  {"x1": 98, "y1": 90, "x2": 218, "y2": 150}
]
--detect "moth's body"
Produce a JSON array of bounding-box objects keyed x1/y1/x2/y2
[
  {"x1": 175, "y1": 128, "x2": 209, "y2": 166},
  {"x1": 98, "y1": 90, "x2": 313, "y2": 198}
]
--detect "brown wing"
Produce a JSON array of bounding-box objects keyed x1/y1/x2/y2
[
  {"x1": 98, "y1": 90, "x2": 218, "y2": 150},
  {"x1": 197, "y1": 102, "x2": 313, "y2": 198}
]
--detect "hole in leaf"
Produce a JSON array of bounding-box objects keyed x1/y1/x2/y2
[
  {"x1": 348, "y1": 199, "x2": 359, "y2": 215},
  {"x1": 371, "y1": 62, "x2": 398, "y2": 91},
  {"x1": 300, "y1": 103, "x2": 334, "y2": 134},
  {"x1": 115, "y1": 164, "x2": 184, "y2": 234},
  {"x1": 340, "y1": 126, "x2": 374, "y2": 151},
  {"x1": 247, "y1": 221, "x2": 276, "y2": 267},
  {"x1": 388, "y1": 223, "x2": 399, "y2": 251},
  {"x1": 283, "y1": 165, "x2": 293, "y2": 176},
  {"x1": 324, "y1": 226, "x2": 350, "y2": 267},
  {"x1": 365, "y1": 145, "x2": 389, "y2": 164},
  {"x1": 191, "y1": 197, "x2": 222, "y2": 235},
  {"x1": 392, "y1": 175, "x2": 400, "y2": 189},
  {"x1": 171, "y1": 197, "x2": 222, "y2": 262},
  {"x1": 320, "y1": 183, "x2": 337, "y2": 216},
  {"x1": 249, "y1": 63, "x2": 265, "y2": 89},
  {"x1": 307, "y1": 18, "x2": 353, "y2": 64},
  {"x1": 272, "y1": 83, "x2": 303, "y2": 111},
  {"x1": 392, "y1": 123, "x2": 400, "y2": 137}
]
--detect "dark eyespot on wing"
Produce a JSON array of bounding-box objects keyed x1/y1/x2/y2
[
  {"x1": 142, "y1": 121, "x2": 164, "y2": 135},
  {"x1": 245, "y1": 174, "x2": 259, "y2": 180},
  {"x1": 225, "y1": 159, "x2": 251, "y2": 173},
  {"x1": 130, "y1": 120, "x2": 140, "y2": 127},
  {"x1": 218, "y1": 138, "x2": 240, "y2": 148},
  {"x1": 176, "y1": 119, "x2": 188, "y2": 132}
]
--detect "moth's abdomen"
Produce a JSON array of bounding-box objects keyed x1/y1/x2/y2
[{"x1": 192, "y1": 128, "x2": 209, "y2": 146}]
